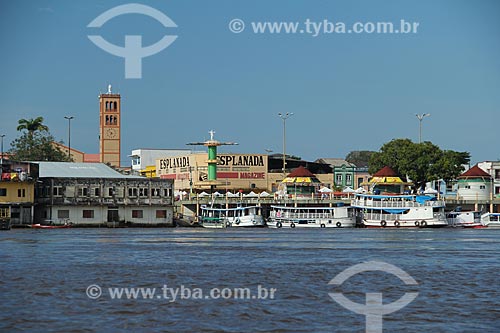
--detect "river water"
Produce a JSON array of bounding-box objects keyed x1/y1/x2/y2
[{"x1": 0, "y1": 228, "x2": 499, "y2": 332}]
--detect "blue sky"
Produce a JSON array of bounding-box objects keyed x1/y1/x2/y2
[{"x1": 1, "y1": 0, "x2": 499, "y2": 165}]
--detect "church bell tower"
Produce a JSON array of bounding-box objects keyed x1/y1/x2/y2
[{"x1": 99, "y1": 84, "x2": 121, "y2": 167}]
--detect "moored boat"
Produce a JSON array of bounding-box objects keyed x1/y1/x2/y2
[
  {"x1": 446, "y1": 210, "x2": 484, "y2": 228},
  {"x1": 352, "y1": 166, "x2": 448, "y2": 228},
  {"x1": 199, "y1": 205, "x2": 265, "y2": 228},
  {"x1": 352, "y1": 193, "x2": 448, "y2": 228},
  {"x1": 480, "y1": 213, "x2": 500, "y2": 228},
  {"x1": 267, "y1": 205, "x2": 356, "y2": 228},
  {"x1": 30, "y1": 223, "x2": 72, "y2": 229}
]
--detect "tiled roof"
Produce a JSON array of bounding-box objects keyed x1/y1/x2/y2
[
  {"x1": 372, "y1": 166, "x2": 398, "y2": 177},
  {"x1": 458, "y1": 165, "x2": 492, "y2": 179},
  {"x1": 287, "y1": 166, "x2": 316, "y2": 177}
]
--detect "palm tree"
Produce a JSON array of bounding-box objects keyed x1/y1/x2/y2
[
  {"x1": 17, "y1": 117, "x2": 49, "y2": 137},
  {"x1": 16, "y1": 117, "x2": 50, "y2": 157}
]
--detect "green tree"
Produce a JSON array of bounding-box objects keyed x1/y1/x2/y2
[
  {"x1": 369, "y1": 139, "x2": 470, "y2": 191},
  {"x1": 345, "y1": 150, "x2": 375, "y2": 167},
  {"x1": 17, "y1": 117, "x2": 49, "y2": 138},
  {"x1": 9, "y1": 131, "x2": 72, "y2": 162}
]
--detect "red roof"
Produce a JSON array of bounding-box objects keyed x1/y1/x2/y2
[
  {"x1": 372, "y1": 166, "x2": 398, "y2": 177},
  {"x1": 287, "y1": 166, "x2": 316, "y2": 178},
  {"x1": 458, "y1": 165, "x2": 492, "y2": 179}
]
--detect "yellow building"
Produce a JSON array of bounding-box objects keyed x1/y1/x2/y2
[{"x1": 0, "y1": 163, "x2": 35, "y2": 228}]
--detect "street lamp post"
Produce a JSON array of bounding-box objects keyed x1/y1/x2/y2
[
  {"x1": 278, "y1": 112, "x2": 293, "y2": 176},
  {"x1": 64, "y1": 116, "x2": 74, "y2": 159},
  {"x1": 415, "y1": 113, "x2": 430, "y2": 144},
  {"x1": 0, "y1": 134, "x2": 5, "y2": 170}
]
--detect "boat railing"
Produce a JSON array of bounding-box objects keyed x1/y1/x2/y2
[
  {"x1": 352, "y1": 199, "x2": 445, "y2": 208},
  {"x1": 275, "y1": 212, "x2": 334, "y2": 219}
]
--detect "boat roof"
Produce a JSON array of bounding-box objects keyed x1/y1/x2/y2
[
  {"x1": 200, "y1": 206, "x2": 259, "y2": 211},
  {"x1": 354, "y1": 193, "x2": 416, "y2": 199},
  {"x1": 271, "y1": 205, "x2": 342, "y2": 210}
]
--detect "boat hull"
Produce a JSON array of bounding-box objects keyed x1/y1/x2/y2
[
  {"x1": 360, "y1": 218, "x2": 448, "y2": 228},
  {"x1": 202, "y1": 216, "x2": 265, "y2": 228},
  {"x1": 30, "y1": 224, "x2": 72, "y2": 229},
  {"x1": 267, "y1": 217, "x2": 355, "y2": 228}
]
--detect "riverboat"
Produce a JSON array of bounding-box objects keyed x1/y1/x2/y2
[
  {"x1": 352, "y1": 193, "x2": 448, "y2": 228},
  {"x1": 267, "y1": 205, "x2": 355, "y2": 228},
  {"x1": 199, "y1": 205, "x2": 265, "y2": 228}
]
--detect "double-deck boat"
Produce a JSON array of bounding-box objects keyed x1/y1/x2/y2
[
  {"x1": 267, "y1": 205, "x2": 356, "y2": 228},
  {"x1": 480, "y1": 213, "x2": 500, "y2": 228},
  {"x1": 446, "y1": 210, "x2": 484, "y2": 228},
  {"x1": 352, "y1": 193, "x2": 448, "y2": 228},
  {"x1": 199, "y1": 205, "x2": 265, "y2": 228}
]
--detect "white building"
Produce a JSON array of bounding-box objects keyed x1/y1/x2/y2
[
  {"x1": 33, "y1": 162, "x2": 174, "y2": 226},
  {"x1": 129, "y1": 149, "x2": 195, "y2": 172},
  {"x1": 477, "y1": 161, "x2": 500, "y2": 198},
  {"x1": 456, "y1": 165, "x2": 493, "y2": 201}
]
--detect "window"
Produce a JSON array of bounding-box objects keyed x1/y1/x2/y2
[
  {"x1": 128, "y1": 188, "x2": 138, "y2": 197},
  {"x1": 480, "y1": 185, "x2": 486, "y2": 190},
  {"x1": 346, "y1": 174, "x2": 352, "y2": 186},
  {"x1": 336, "y1": 174, "x2": 343, "y2": 185},
  {"x1": 131, "y1": 156, "x2": 140, "y2": 166},
  {"x1": 495, "y1": 170, "x2": 500, "y2": 180},
  {"x1": 78, "y1": 187, "x2": 89, "y2": 196},
  {"x1": 94, "y1": 188, "x2": 100, "y2": 197},
  {"x1": 132, "y1": 210, "x2": 143, "y2": 218},
  {"x1": 17, "y1": 189, "x2": 26, "y2": 197},
  {"x1": 0, "y1": 208, "x2": 9, "y2": 218},
  {"x1": 83, "y1": 210, "x2": 94, "y2": 218},
  {"x1": 57, "y1": 210, "x2": 69, "y2": 219},
  {"x1": 163, "y1": 189, "x2": 170, "y2": 197},
  {"x1": 0, "y1": 188, "x2": 7, "y2": 196},
  {"x1": 465, "y1": 185, "x2": 471, "y2": 189},
  {"x1": 108, "y1": 188, "x2": 114, "y2": 196},
  {"x1": 156, "y1": 210, "x2": 167, "y2": 218},
  {"x1": 53, "y1": 187, "x2": 63, "y2": 196}
]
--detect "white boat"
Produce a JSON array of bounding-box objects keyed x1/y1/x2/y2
[
  {"x1": 480, "y1": 213, "x2": 500, "y2": 228},
  {"x1": 199, "y1": 205, "x2": 265, "y2": 228},
  {"x1": 351, "y1": 193, "x2": 448, "y2": 228},
  {"x1": 446, "y1": 210, "x2": 484, "y2": 228},
  {"x1": 267, "y1": 205, "x2": 356, "y2": 228}
]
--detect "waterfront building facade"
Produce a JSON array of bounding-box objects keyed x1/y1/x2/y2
[
  {"x1": 456, "y1": 165, "x2": 493, "y2": 201},
  {"x1": 34, "y1": 162, "x2": 174, "y2": 226},
  {"x1": 315, "y1": 158, "x2": 356, "y2": 190},
  {"x1": 477, "y1": 161, "x2": 500, "y2": 198},
  {"x1": 0, "y1": 161, "x2": 34, "y2": 228}
]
